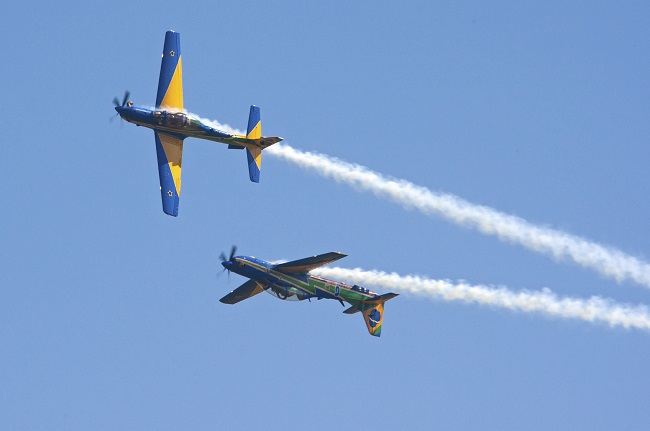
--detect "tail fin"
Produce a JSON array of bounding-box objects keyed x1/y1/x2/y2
[
  {"x1": 359, "y1": 293, "x2": 399, "y2": 337},
  {"x1": 246, "y1": 106, "x2": 262, "y2": 183}
]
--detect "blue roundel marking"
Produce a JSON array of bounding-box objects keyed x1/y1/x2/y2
[{"x1": 368, "y1": 309, "x2": 381, "y2": 327}]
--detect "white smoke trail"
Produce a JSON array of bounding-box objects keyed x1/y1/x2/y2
[
  {"x1": 139, "y1": 107, "x2": 245, "y2": 135},
  {"x1": 266, "y1": 143, "x2": 650, "y2": 289},
  {"x1": 185, "y1": 111, "x2": 245, "y2": 136},
  {"x1": 313, "y1": 267, "x2": 650, "y2": 331}
]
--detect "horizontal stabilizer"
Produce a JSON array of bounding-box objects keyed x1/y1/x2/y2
[
  {"x1": 245, "y1": 106, "x2": 263, "y2": 182},
  {"x1": 343, "y1": 305, "x2": 360, "y2": 315},
  {"x1": 246, "y1": 106, "x2": 261, "y2": 139},
  {"x1": 369, "y1": 292, "x2": 399, "y2": 304},
  {"x1": 247, "y1": 146, "x2": 262, "y2": 183}
]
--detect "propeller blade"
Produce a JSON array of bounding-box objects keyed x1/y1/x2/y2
[
  {"x1": 112, "y1": 97, "x2": 120, "y2": 107},
  {"x1": 218, "y1": 245, "x2": 237, "y2": 280},
  {"x1": 121, "y1": 90, "x2": 130, "y2": 107},
  {"x1": 216, "y1": 266, "x2": 227, "y2": 280}
]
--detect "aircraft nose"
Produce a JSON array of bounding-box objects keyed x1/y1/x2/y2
[{"x1": 221, "y1": 261, "x2": 232, "y2": 269}]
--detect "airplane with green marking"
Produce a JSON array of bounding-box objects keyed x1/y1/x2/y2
[{"x1": 219, "y1": 248, "x2": 398, "y2": 337}]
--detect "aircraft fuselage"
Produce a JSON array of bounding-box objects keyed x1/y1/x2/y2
[
  {"x1": 115, "y1": 105, "x2": 241, "y2": 145},
  {"x1": 223, "y1": 256, "x2": 379, "y2": 304}
]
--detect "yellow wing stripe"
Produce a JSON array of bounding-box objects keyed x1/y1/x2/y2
[
  {"x1": 159, "y1": 133, "x2": 183, "y2": 196},
  {"x1": 160, "y1": 57, "x2": 184, "y2": 111}
]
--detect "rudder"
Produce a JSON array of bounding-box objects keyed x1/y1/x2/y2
[
  {"x1": 360, "y1": 293, "x2": 398, "y2": 337},
  {"x1": 362, "y1": 303, "x2": 385, "y2": 337}
]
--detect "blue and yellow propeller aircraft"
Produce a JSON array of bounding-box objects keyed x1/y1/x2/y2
[
  {"x1": 114, "y1": 31, "x2": 282, "y2": 216},
  {"x1": 219, "y1": 248, "x2": 399, "y2": 337}
]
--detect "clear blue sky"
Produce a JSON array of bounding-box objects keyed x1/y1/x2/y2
[{"x1": 2, "y1": 1, "x2": 650, "y2": 429}]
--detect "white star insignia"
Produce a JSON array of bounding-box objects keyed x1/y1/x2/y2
[
  {"x1": 170, "y1": 50, "x2": 175, "y2": 57},
  {"x1": 167, "y1": 190, "x2": 173, "y2": 197}
]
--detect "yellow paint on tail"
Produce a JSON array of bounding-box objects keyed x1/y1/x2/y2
[
  {"x1": 246, "y1": 121, "x2": 262, "y2": 139},
  {"x1": 248, "y1": 146, "x2": 262, "y2": 169},
  {"x1": 362, "y1": 303, "x2": 384, "y2": 336}
]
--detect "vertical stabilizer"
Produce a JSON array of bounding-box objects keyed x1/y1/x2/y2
[
  {"x1": 362, "y1": 303, "x2": 385, "y2": 337},
  {"x1": 360, "y1": 293, "x2": 398, "y2": 337}
]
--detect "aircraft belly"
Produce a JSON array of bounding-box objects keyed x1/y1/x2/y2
[
  {"x1": 120, "y1": 105, "x2": 236, "y2": 140},
  {"x1": 263, "y1": 283, "x2": 312, "y2": 301},
  {"x1": 153, "y1": 129, "x2": 237, "y2": 146}
]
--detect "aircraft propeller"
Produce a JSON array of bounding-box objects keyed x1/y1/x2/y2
[
  {"x1": 112, "y1": 90, "x2": 131, "y2": 107},
  {"x1": 110, "y1": 90, "x2": 131, "y2": 123},
  {"x1": 218, "y1": 245, "x2": 238, "y2": 279}
]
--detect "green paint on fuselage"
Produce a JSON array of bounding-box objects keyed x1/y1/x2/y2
[{"x1": 238, "y1": 258, "x2": 377, "y2": 306}]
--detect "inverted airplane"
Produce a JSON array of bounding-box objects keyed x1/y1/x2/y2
[
  {"x1": 114, "y1": 31, "x2": 282, "y2": 216},
  {"x1": 219, "y1": 248, "x2": 399, "y2": 337}
]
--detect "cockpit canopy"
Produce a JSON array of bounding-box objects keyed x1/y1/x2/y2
[{"x1": 152, "y1": 110, "x2": 189, "y2": 128}]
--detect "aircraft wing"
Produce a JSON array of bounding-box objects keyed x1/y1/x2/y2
[
  {"x1": 274, "y1": 252, "x2": 348, "y2": 274},
  {"x1": 154, "y1": 131, "x2": 184, "y2": 216},
  {"x1": 156, "y1": 31, "x2": 183, "y2": 111},
  {"x1": 220, "y1": 279, "x2": 265, "y2": 304}
]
